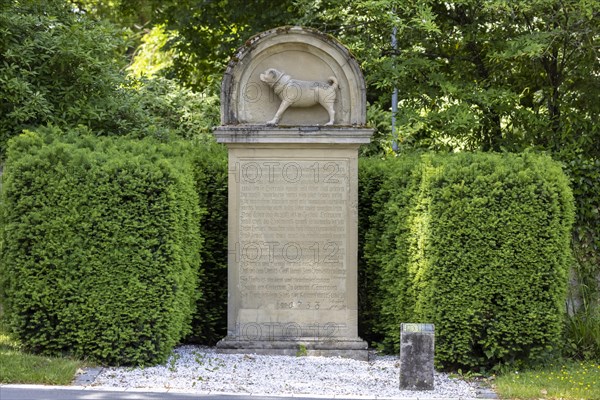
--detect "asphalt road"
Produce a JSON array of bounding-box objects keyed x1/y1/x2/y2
[{"x1": 0, "y1": 386, "x2": 342, "y2": 400}]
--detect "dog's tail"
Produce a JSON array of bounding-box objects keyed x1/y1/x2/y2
[{"x1": 327, "y1": 76, "x2": 338, "y2": 90}]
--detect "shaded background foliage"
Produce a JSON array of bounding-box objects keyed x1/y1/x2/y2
[
  {"x1": 186, "y1": 140, "x2": 228, "y2": 345},
  {"x1": 0, "y1": 0, "x2": 220, "y2": 161},
  {"x1": 0, "y1": 0, "x2": 135, "y2": 156}
]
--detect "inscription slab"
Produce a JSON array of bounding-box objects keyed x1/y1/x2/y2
[
  {"x1": 237, "y1": 159, "x2": 346, "y2": 307},
  {"x1": 216, "y1": 145, "x2": 369, "y2": 357}
]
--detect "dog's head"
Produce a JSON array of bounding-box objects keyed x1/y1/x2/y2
[{"x1": 259, "y1": 68, "x2": 283, "y2": 86}]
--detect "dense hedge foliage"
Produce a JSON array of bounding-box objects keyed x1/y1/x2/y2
[
  {"x1": 359, "y1": 152, "x2": 575, "y2": 370},
  {"x1": 562, "y1": 154, "x2": 600, "y2": 360},
  {"x1": 358, "y1": 155, "x2": 422, "y2": 345},
  {"x1": 0, "y1": 130, "x2": 202, "y2": 365},
  {"x1": 0, "y1": 125, "x2": 576, "y2": 370},
  {"x1": 185, "y1": 140, "x2": 228, "y2": 344}
]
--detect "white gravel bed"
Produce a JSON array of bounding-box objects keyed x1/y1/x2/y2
[{"x1": 91, "y1": 345, "x2": 478, "y2": 399}]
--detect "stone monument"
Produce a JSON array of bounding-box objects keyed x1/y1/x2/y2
[
  {"x1": 399, "y1": 323, "x2": 435, "y2": 390},
  {"x1": 214, "y1": 26, "x2": 373, "y2": 360}
]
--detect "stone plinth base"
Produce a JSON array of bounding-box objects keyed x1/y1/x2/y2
[
  {"x1": 216, "y1": 337, "x2": 368, "y2": 360},
  {"x1": 215, "y1": 139, "x2": 371, "y2": 364}
]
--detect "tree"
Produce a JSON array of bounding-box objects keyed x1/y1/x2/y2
[
  {"x1": 126, "y1": 0, "x2": 301, "y2": 89},
  {"x1": 131, "y1": 0, "x2": 597, "y2": 155},
  {"x1": 292, "y1": 0, "x2": 599, "y2": 155},
  {"x1": 0, "y1": 0, "x2": 139, "y2": 159},
  {"x1": 70, "y1": 0, "x2": 153, "y2": 29},
  {"x1": 60, "y1": 0, "x2": 597, "y2": 155},
  {"x1": 0, "y1": 0, "x2": 220, "y2": 160}
]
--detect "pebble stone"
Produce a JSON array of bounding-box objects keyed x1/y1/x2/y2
[{"x1": 91, "y1": 345, "x2": 479, "y2": 399}]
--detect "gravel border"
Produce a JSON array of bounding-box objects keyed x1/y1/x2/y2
[{"x1": 89, "y1": 345, "x2": 479, "y2": 399}]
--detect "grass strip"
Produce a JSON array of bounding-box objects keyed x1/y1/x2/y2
[
  {"x1": 0, "y1": 321, "x2": 82, "y2": 385},
  {"x1": 495, "y1": 361, "x2": 600, "y2": 400}
]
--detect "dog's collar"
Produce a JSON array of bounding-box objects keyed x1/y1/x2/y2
[
  {"x1": 272, "y1": 72, "x2": 289, "y2": 95},
  {"x1": 274, "y1": 72, "x2": 286, "y2": 85}
]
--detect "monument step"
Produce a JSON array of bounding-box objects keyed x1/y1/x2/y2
[{"x1": 216, "y1": 337, "x2": 369, "y2": 360}]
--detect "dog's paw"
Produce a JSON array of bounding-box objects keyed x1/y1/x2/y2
[
  {"x1": 324, "y1": 121, "x2": 334, "y2": 126},
  {"x1": 265, "y1": 119, "x2": 278, "y2": 126}
]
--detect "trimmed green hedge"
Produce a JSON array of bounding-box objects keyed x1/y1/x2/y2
[
  {"x1": 358, "y1": 155, "x2": 422, "y2": 345},
  {"x1": 0, "y1": 129, "x2": 575, "y2": 370},
  {"x1": 0, "y1": 129, "x2": 202, "y2": 365},
  {"x1": 359, "y1": 152, "x2": 575, "y2": 370}
]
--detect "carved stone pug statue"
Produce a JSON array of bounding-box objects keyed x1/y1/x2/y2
[{"x1": 259, "y1": 68, "x2": 338, "y2": 126}]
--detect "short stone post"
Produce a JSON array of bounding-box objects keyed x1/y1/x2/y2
[{"x1": 399, "y1": 323, "x2": 435, "y2": 391}]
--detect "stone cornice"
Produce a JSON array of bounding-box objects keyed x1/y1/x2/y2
[{"x1": 214, "y1": 126, "x2": 374, "y2": 145}]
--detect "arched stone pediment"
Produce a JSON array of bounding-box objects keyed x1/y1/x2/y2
[{"x1": 221, "y1": 26, "x2": 367, "y2": 127}]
